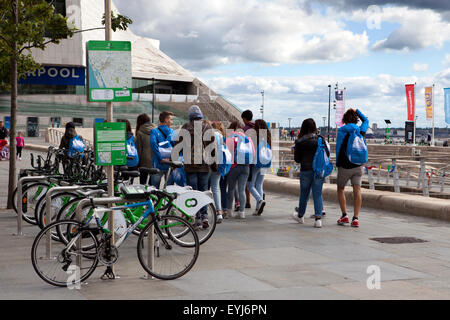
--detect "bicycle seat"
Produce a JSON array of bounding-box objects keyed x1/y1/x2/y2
[
  {"x1": 160, "y1": 159, "x2": 183, "y2": 168},
  {"x1": 139, "y1": 167, "x2": 161, "y2": 175},
  {"x1": 121, "y1": 171, "x2": 140, "y2": 179},
  {"x1": 114, "y1": 165, "x2": 129, "y2": 172}
]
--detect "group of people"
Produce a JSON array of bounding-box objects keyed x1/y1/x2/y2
[
  {"x1": 0, "y1": 120, "x2": 25, "y2": 161},
  {"x1": 121, "y1": 106, "x2": 272, "y2": 229},
  {"x1": 292, "y1": 108, "x2": 368, "y2": 228}
]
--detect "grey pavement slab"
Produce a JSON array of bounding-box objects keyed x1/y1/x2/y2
[{"x1": 1, "y1": 161, "x2": 450, "y2": 299}]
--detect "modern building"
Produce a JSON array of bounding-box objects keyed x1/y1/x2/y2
[{"x1": 0, "y1": 0, "x2": 241, "y2": 136}]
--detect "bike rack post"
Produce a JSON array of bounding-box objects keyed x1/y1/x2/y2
[
  {"x1": 15, "y1": 175, "x2": 47, "y2": 236},
  {"x1": 44, "y1": 185, "x2": 83, "y2": 258},
  {"x1": 393, "y1": 159, "x2": 400, "y2": 193}
]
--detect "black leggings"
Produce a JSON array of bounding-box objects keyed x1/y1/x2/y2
[{"x1": 16, "y1": 146, "x2": 23, "y2": 157}]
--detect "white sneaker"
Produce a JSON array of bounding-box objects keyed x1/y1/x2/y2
[
  {"x1": 314, "y1": 219, "x2": 322, "y2": 228},
  {"x1": 217, "y1": 214, "x2": 223, "y2": 224},
  {"x1": 238, "y1": 211, "x2": 246, "y2": 219},
  {"x1": 292, "y1": 212, "x2": 304, "y2": 224}
]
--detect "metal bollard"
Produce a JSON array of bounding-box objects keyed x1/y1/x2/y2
[
  {"x1": 440, "y1": 170, "x2": 445, "y2": 193},
  {"x1": 15, "y1": 175, "x2": 47, "y2": 236},
  {"x1": 368, "y1": 169, "x2": 374, "y2": 190},
  {"x1": 406, "y1": 169, "x2": 410, "y2": 187}
]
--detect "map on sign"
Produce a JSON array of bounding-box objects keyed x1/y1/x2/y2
[{"x1": 87, "y1": 41, "x2": 132, "y2": 102}]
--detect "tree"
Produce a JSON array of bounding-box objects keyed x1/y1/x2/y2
[{"x1": 0, "y1": 1, "x2": 132, "y2": 209}]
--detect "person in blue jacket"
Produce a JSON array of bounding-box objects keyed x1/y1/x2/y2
[
  {"x1": 150, "y1": 111, "x2": 175, "y2": 188},
  {"x1": 335, "y1": 108, "x2": 369, "y2": 228}
]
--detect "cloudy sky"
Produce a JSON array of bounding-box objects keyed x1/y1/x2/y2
[{"x1": 113, "y1": 0, "x2": 450, "y2": 129}]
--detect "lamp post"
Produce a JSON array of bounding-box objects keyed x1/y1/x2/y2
[
  {"x1": 288, "y1": 117, "x2": 292, "y2": 132},
  {"x1": 260, "y1": 90, "x2": 264, "y2": 120},
  {"x1": 322, "y1": 116, "x2": 326, "y2": 134},
  {"x1": 327, "y1": 84, "x2": 331, "y2": 142}
]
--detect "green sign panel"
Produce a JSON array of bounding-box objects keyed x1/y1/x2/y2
[
  {"x1": 95, "y1": 122, "x2": 126, "y2": 166},
  {"x1": 87, "y1": 40, "x2": 132, "y2": 102}
]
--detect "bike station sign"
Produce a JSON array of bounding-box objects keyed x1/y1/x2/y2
[
  {"x1": 95, "y1": 122, "x2": 126, "y2": 166},
  {"x1": 87, "y1": 40, "x2": 132, "y2": 102}
]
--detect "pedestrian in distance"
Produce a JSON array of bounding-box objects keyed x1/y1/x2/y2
[
  {"x1": 210, "y1": 121, "x2": 228, "y2": 224},
  {"x1": 291, "y1": 118, "x2": 327, "y2": 228},
  {"x1": 224, "y1": 121, "x2": 255, "y2": 219},
  {"x1": 241, "y1": 109, "x2": 255, "y2": 210},
  {"x1": 135, "y1": 113, "x2": 156, "y2": 185},
  {"x1": 249, "y1": 119, "x2": 272, "y2": 216},
  {"x1": 335, "y1": 108, "x2": 369, "y2": 228},
  {"x1": 150, "y1": 111, "x2": 175, "y2": 188},
  {"x1": 0, "y1": 120, "x2": 8, "y2": 140},
  {"x1": 118, "y1": 119, "x2": 139, "y2": 184},
  {"x1": 16, "y1": 131, "x2": 25, "y2": 161}
]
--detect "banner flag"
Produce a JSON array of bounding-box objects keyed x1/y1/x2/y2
[
  {"x1": 335, "y1": 89, "x2": 345, "y2": 127},
  {"x1": 425, "y1": 86, "x2": 433, "y2": 120},
  {"x1": 445, "y1": 88, "x2": 450, "y2": 125},
  {"x1": 405, "y1": 84, "x2": 415, "y2": 121}
]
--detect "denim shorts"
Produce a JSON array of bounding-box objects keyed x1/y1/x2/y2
[{"x1": 337, "y1": 166, "x2": 363, "y2": 187}]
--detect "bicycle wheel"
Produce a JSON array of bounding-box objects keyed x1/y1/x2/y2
[
  {"x1": 137, "y1": 215, "x2": 199, "y2": 280},
  {"x1": 31, "y1": 220, "x2": 99, "y2": 287},
  {"x1": 36, "y1": 192, "x2": 78, "y2": 229},
  {"x1": 170, "y1": 203, "x2": 217, "y2": 245},
  {"x1": 14, "y1": 182, "x2": 49, "y2": 225}
]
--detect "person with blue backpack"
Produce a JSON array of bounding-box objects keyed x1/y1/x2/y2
[
  {"x1": 119, "y1": 120, "x2": 139, "y2": 181},
  {"x1": 59, "y1": 122, "x2": 85, "y2": 159},
  {"x1": 292, "y1": 118, "x2": 330, "y2": 228},
  {"x1": 210, "y1": 121, "x2": 231, "y2": 224},
  {"x1": 248, "y1": 119, "x2": 272, "y2": 216},
  {"x1": 336, "y1": 108, "x2": 369, "y2": 228},
  {"x1": 150, "y1": 111, "x2": 175, "y2": 188},
  {"x1": 224, "y1": 121, "x2": 255, "y2": 220}
]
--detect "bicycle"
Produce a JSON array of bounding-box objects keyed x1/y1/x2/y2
[{"x1": 31, "y1": 185, "x2": 200, "y2": 287}]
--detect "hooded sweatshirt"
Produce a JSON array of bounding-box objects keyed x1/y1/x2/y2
[
  {"x1": 335, "y1": 109, "x2": 369, "y2": 168},
  {"x1": 150, "y1": 124, "x2": 175, "y2": 171},
  {"x1": 136, "y1": 122, "x2": 156, "y2": 169}
]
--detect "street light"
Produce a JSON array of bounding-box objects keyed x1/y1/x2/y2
[
  {"x1": 260, "y1": 90, "x2": 264, "y2": 120},
  {"x1": 327, "y1": 84, "x2": 331, "y2": 142}
]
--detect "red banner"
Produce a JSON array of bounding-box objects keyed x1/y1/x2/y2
[{"x1": 405, "y1": 84, "x2": 415, "y2": 121}]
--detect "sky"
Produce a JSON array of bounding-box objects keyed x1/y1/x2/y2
[{"x1": 113, "y1": 0, "x2": 450, "y2": 129}]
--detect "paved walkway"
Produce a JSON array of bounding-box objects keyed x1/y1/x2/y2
[{"x1": 1, "y1": 145, "x2": 450, "y2": 300}]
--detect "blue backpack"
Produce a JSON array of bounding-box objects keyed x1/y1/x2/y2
[
  {"x1": 346, "y1": 130, "x2": 368, "y2": 165},
  {"x1": 312, "y1": 136, "x2": 333, "y2": 179},
  {"x1": 126, "y1": 136, "x2": 139, "y2": 167},
  {"x1": 215, "y1": 132, "x2": 232, "y2": 178},
  {"x1": 233, "y1": 133, "x2": 254, "y2": 165},
  {"x1": 68, "y1": 135, "x2": 85, "y2": 158},
  {"x1": 256, "y1": 142, "x2": 272, "y2": 168}
]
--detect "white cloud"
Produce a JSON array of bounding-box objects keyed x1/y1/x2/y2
[
  {"x1": 113, "y1": 0, "x2": 369, "y2": 70},
  {"x1": 200, "y1": 71, "x2": 449, "y2": 128},
  {"x1": 412, "y1": 63, "x2": 428, "y2": 72},
  {"x1": 443, "y1": 54, "x2": 450, "y2": 66}
]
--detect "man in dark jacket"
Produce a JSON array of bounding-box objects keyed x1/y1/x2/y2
[{"x1": 175, "y1": 105, "x2": 215, "y2": 229}]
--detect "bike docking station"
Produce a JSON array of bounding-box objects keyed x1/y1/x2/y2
[{"x1": 15, "y1": 175, "x2": 48, "y2": 236}]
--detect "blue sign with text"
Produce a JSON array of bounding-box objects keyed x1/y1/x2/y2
[{"x1": 19, "y1": 65, "x2": 85, "y2": 86}]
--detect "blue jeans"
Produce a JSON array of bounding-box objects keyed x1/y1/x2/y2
[
  {"x1": 209, "y1": 172, "x2": 222, "y2": 212},
  {"x1": 298, "y1": 170, "x2": 324, "y2": 218},
  {"x1": 186, "y1": 172, "x2": 210, "y2": 220},
  {"x1": 248, "y1": 166, "x2": 265, "y2": 202},
  {"x1": 220, "y1": 175, "x2": 228, "y2": 210},
  {"x1": 227, "y1": 165, "x2": 250, "y2": 213},
  {"x1": 151, "y1": 171, "x2": 173, "y2": 189}
]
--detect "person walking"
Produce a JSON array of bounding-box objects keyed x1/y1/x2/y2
[
  {"x1": 335, "y1": 108, "x2": 369, "y2": 228},
  {"x1": 249, "y1": 119, "x2": 272, "y2": 216},
  {"x1": 224, "y1": 121, "x2": 255, "y2": 219},
  {"x1": 0, "y1": 121, "x2": 8, "y2": 140},
  {"x1": 291, "y1": 118, "x2": 327, "y2": 228},
  {"x1": 135, "y1": 113, "x2": 156, "y2": 185},
  {"x1": 150, "y1": 111, "x2": 175, "y2": 188},
  {"x1": 241, "y1": 110, "x2": 254, "y2": 209},
  {"x1": 210, "y1": 121, "x2": 228, "y2": 224},
  {"x1": 175, "y1": 105, "x2": 215, "y2": 229},
  {"x1": 16, "y1": 131, "x2": 25, "y2": 161}
]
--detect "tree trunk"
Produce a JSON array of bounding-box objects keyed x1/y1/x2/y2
[{"x1": 7, "y1": 0, "x2": 18, "y2": 209}]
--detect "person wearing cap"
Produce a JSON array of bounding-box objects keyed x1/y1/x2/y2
[
  {"x1": 150, "y1": 111, "x2": 175, "y2": 188},
  {"x1": 174, "y1": 105, "x2": 215, "y2": 229}
]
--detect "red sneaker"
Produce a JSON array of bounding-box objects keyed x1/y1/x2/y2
[
  {"x1": 337, "y1": 215, "x2": 350, "y2": 225},
  {"x1": 351, "y1": 219, "x2": 359, "y2": 228}
]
